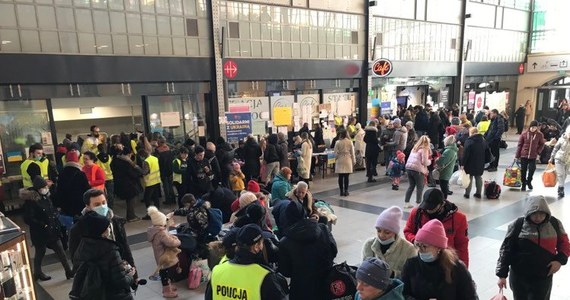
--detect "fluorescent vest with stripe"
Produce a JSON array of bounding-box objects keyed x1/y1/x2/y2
[
  {"x1": 144, "y1": 155, "x2": 161, "y2": 187},
  {"x1": 210, "y1": 262, "x2": 269, "y2": 300},
  {"x1": 20, "y1": 159, "x2": 49, "y2": 188},
  {"x1": 97, "y1": 157, "x2": 114, "y2": 180},
  {"x1": 172, "y1": 159, "x2": 182, "y2": 184}
]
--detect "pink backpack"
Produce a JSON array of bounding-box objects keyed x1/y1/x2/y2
[{"x1": 187, "y1": 264, "x2": 202, "y2": 289}]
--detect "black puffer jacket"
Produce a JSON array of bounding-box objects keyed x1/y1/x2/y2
[
  {"x1": 363, "y1": 126, "x2": 380, "y2": 159},
  {"x1": 462, "y1": 133, "x2": 487, "y2": 176},
  {"x1": 243, "y1": 138, "x2": 262, "y2": 179},
  {"x1": 203, "y1": 186, "x2": 235, "y2": 223},
  {"x1": 70, "y1": 237, "x2": 134, "y2": 300},
  {"x1": 110, "y1": 155, "x2": 143, "y2": 200},
  {"x1": 264, "y1": 134, "x2": 281, "y2": 163},
  {"x1": 21, "y1": 188, "x2": 62, "y2": 247},
  {"x1": 69, "y1": 210, "x2": 135, "y2": 274},
  {"x1": 278, "y1": 219, "x2": 338, "y2": 300},
  {"x1": 55, "y1": 162, "x2": 91, "y2": 217},
  {"x1": 401, "y1": 256, "x2": 477, "y2": 300}
]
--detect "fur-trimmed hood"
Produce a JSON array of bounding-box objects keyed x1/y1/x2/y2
[{"x1": 19, "y1": 188, "x2": 42, "y2": 201}]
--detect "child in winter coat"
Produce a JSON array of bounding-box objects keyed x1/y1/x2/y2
[
  {"x1": 229, "y1": 162, "x2": 245, "y2": 196},
  {"x1": 146, "y1": 206, "x2": 181, "y2": 298},
  {"x1": 388, "y1": 151, "x2": 406, "y2": 190}
]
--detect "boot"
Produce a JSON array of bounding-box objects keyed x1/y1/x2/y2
[
  {"x1": 34, "y1": 272, "x2": 51, "y2": 281},
  {"x1": 521, "y1": 181, "x2": 526, "y2": 191},
  {"x1": 162, "y1": 285, "x2": 178, "y2": 298},
  {"x1": 558, "y1": 186, "x2": 565, "y2": 198},
  {"x1": 527, "y1": 180, "x2": 533, "y2": 190},
  {"x1": 339, "y1": 189, "x2": 344, "y2": 197}
]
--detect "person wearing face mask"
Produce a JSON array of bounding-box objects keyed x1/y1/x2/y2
[
  {"x1": 515, "y1": 120, "x2": 545, "y2": 191},
  {"x1": 206, "y1": 224, "x2": 289, "y2": 300},
  {"x1": 362, "y1": 206, "x2": 416, "y2": 278},
  {"x1": 21, "y1": 176, "x2": 73, "y2": 281},
  {"x1": 496, "y1": 195, "x2": 570, "y2": 299},
  {"x1": 69, "y1": 189, "x2": 137, "y2": 284},
  {"x1": 401, "y1": 219, "x2": 478, "y2": 300},
  {"x1": 70, "y1": 213, "x2": 136, "y2": 300},
  {"x1": 355, "y1": 257, "x2": 405, "y2": 300},
  {"x1": 403, "y1": 189, "x2": 470, "y2": 268},
  {"x1": 20, "y1": 143, "x2": 50, "y2": 188},
  {"x1": 278, "y1": 200, "x2": 337, "y2": 299}
]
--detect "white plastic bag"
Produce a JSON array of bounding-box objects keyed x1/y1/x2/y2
[
  {"x1": 461, "y1": 170, "x2": 471, "y2": 189},
  {"x1": 450, "y1": 170, "x2": 461, "y2": 186}
]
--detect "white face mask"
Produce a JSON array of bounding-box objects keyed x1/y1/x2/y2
[{"x1": 39, "y1": 188, "x2": 49, "y2": 195}]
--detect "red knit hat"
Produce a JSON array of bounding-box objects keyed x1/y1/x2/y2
[
  {"x1": 66, "y1": 150, "x2": 79, "y2": 163},
  {"x1": 415, "y1": 219, "x2": 448, "y2": 249},
  {"x1": 445, "y1": 126, "x2": 457, "y2": 136},
  {"x1": 247, "y1": 180, "x2": 260, "y2": 193}
]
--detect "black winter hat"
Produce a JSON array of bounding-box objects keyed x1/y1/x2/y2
[
  {"x1": 84, "y1": 213, "x2": 110, "y2": 237},
  {"x1": 32, "y1": 176, "x2": 48, "y2": 190},
  {"x1": 419, "y1": 188, "x2": 445, "y2": 210}
]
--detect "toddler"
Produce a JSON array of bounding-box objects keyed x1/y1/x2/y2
[
  {"x1": 388, "y1": 150, "x2": 406, "y2": 190},
  {"x1": 229, "y1": 162, "x2": 245, "y2": 196}
]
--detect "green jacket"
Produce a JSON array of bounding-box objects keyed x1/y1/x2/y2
[
  {"x1": 436, "y1": 143, "x2": 458, "y2": 180},
  {"x1": 271, "y1": 173, "x2": 292, "y2": 205},
  {"x1": 355, "y1": 279, "x2": 404, "y2": 300}
]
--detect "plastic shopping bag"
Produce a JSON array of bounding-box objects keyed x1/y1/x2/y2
[
  {"x1": 542, "y1": 163, "x2": 557, "y2": 187},
  {"x1": 503, "y1": 160, "x2": 522, "y2": 187},
  {"x1": 450, "y1": 170, "x2": 461, "y2": 186},
  {"x1": 460, "y1": 170, "x2": 471, "y2": 189},
  {"x1": 490, "y1": 288, "x2": 507, "y2": 300}
]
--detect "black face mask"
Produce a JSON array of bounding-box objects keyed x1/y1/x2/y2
[
  {"x1": 427, "y1": 205, "x2": 444, "y2": 219},
  {"x1": 93, "y1": 133, "x2": 100, "y2": 138}
]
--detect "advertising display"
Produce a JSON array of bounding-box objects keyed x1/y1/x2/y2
[
  {"x1": 225, "y1": 112, "x2": 252, "y2": 143},
  {"x1": 228, "y1": 97, "x2": 270, "y2": 135}
]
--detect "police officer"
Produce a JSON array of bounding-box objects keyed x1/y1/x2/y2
[
  {"x1": 205, "y1": 224, "x2": 288, "y2": 300},
  {"x1": 21, "y1": 143, "x2": 50, "y2": 188}
]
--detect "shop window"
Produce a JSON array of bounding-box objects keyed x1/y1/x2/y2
[
  {"x1": 186, "y1": 18, "x2": 199, "y2": 36},
  {"x1": 229, "y1": 22, "x2": 240, "y2": 38},
  {"x1": 351, "y1": 31, "x2": 358, "y2": 44},
  {"x1": 0, "y1": 100, "x2": 50, "y2": 177}
]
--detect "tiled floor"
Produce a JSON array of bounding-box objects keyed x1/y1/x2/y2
[{"x1": 20, "y1": 132, "x2": 570, "y2": 299}]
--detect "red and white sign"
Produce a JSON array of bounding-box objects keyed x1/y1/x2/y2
[{"x1": 223, "y1": 60, "x2": 238, "y2": 79}]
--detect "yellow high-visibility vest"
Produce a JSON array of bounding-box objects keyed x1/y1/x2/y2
[
  {"x1": 20, "y1": 159, "x2": 49, "y2": 188},
  {"x1": 172, "y1": 159, "x2": 182, "y2": 184},
  {"x1": 144, "y1": 155, "x2": 161, "y2": 187},
  {"x1": 210, "y1": 262, "x2": 269, "y2": 300},
  {"x1": 97, "y1": 157, "x2": 114, "y2": 180}
]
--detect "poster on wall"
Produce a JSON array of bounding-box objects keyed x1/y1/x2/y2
[
  {"x1": 228, "y1": 97, "x2": 270, "y2": 136},
  {"x1": 486, "y1": 92, "x2": 507, "y2": 113},
  {"x1": 298, "y1": 94, "x2": 320, "y2": 118},
  {"x1": 475, "y1": 92, "x2": 485, "y2": 112},
  {"x1": 225, "y1": 112, "x2": 252, "y2": 143},
  {"x1": 323, "y1": 92, "x2": 357, "y2": 116},
  {"x1": 273, "y1": 107, "x2": 293, "y2": 126},
  {"x1": 160, "y1": 112, "x2": 181, "y2": 127}
]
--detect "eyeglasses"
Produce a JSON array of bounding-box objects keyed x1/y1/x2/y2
[{"x1": 414, "y1": 242, "x2": 430, "y2": 251}]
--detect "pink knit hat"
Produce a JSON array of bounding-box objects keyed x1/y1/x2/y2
[
  {"x1": 375, "y1": 206, "x2": 402, "y2": 233},
  {"x1": 415, "y1": 219, "x2": 448, "y2": 249}
]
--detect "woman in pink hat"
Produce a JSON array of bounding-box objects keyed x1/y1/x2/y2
[{"x1": 401, "y1": 219, "x2": 478, "y2": 299}]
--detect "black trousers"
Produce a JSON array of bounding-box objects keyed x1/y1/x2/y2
[
  {"x1": 516, "y1": 118, "x2": 525, "y2": 134},
  {"x1": 159, "y1": 268, "x2": 172, "y2": 286},
  {"x1": 144, "y1": 184, "x2": 161, "y2": 209},
  {"x1": 338, "y1": 174, "x2": 350, "y2": 191},
  {"x1": 366, "y1": 154, "x2": 378, "y2": 178},
  {"x1": 173, "y1": 182, "x2": 185, "y2": 208},
  {"x1": 34, "y1": 240, "x2": 71, "y2": 275},
  {"x1": 489, "y1": 139, "x2": 501, "y2": 168},
  {"x1": 520, "y1": 157, "x2": 536, "y2": 184},
  {"x1": 439, "y1": 179, "x2": 450, "y2": 199},
  {"x1": 510, "y1": 271, "x2": 552, "y2": 300}
]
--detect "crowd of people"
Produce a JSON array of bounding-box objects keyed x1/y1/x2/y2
[{"x1": 17, "y1": 101, "x2": 570, "y2": 300}]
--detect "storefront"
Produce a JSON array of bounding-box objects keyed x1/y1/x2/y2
[{"x1": 462, "y1": 75, "x2": 518, "y2": 118}]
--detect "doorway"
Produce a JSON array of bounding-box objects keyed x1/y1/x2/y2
[{"x1": 536, "y1": 77, "x2": 570, "y2": 122}]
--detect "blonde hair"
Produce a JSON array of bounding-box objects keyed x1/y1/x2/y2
[
  {"x1": 469, "y1": 127, "x2": 478, "y2": 135},
  {"x1": 439, "y1": 248, "x2": 459, "y2": 284},
  {"x1": 412, "y1": 135, "x2": 431, "y2": 152}
]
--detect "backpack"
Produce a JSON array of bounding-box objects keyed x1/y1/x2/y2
[
  {"x1": 187, "y1": 263, "x2": 203, "y2": 289},
  {"x1": 322, "y1": 262, "x2": 358, "y2": 300},
  {"x1": 484, "y1": 180, "x2": 501, "y2": 199},
  {"x1": 69, "y1": 261, "x2": 104, "y2": 300},
  {"x1": 206, "y1": 207, "x2": 223, "y2": 237}
]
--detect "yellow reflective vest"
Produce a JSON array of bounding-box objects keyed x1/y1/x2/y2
[
  {"x1": 210, "y1": 262, "x2": 269, "y2": 300},
  {"x1": 172, "y1": 158, "x2": 183, "y2": 184},
  {"x1": 20, "y1": 159, "x2": 49, "y2": 188},
  {"x1": 97, "y1": 157, "x2": 114, "y2": 180},
  {"x1": 144, "y1": 155, "x2": 161, "y2": 187}
]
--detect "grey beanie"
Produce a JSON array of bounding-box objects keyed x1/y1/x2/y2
[{"x1": 356, "y1": 257, "x2": 391, "y2": 290}]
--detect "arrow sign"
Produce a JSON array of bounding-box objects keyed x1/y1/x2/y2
[{"x1": 223, "y1": 60, "x2": 238, "y2": 79}]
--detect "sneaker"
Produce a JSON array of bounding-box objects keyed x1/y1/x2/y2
[
  {"x1": 149, "y1": 274, "x2": 161, "y2": 281},
  {"x1": 473, "y1": 193, "x2": 482, "y2": 199},
  {"x1": 127, "y1": 216, "x2": 141, "y2": 223},
  {"x1": 142, "y1": 214, "x2": 151, "y2": 220},
  {"x1": 486, "y1": 167, "x2": 497, "y2": 172},
  {"x1": 403, "y1": 203, "x2": 413, "y2": 209}
]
